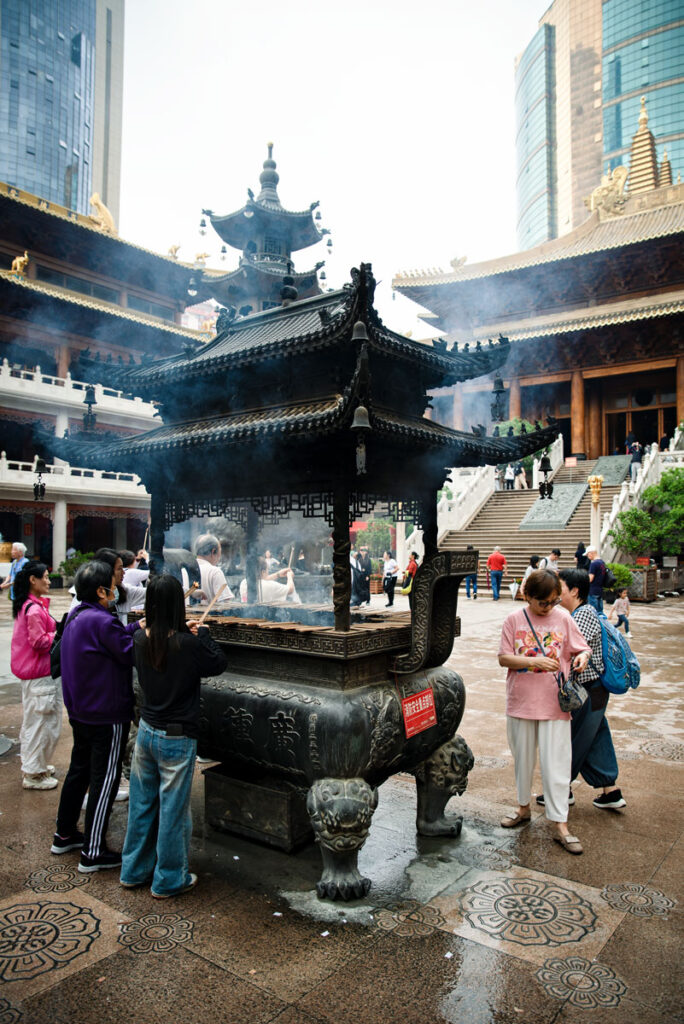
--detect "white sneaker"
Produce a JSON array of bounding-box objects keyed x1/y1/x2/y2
[
  {"x1": 46, "y1": 765, "x2": 56, "y2": 775},
  {"x1": 196, "y1": 756, "x2": 213, "y2": 764},
  {"x1": 23, "y1": 772, "x2": 58, "y2": 790},
  {"x1": 114, "y1": 787, "x2": 129, "y2": 802},
  {"x1": 626, "y1": 633, "x2": 633, "y2": 638}
]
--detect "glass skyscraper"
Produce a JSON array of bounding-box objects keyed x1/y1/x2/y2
[
  {"x1": 516, "y1": 0, "x2": 683, "y2": 249},
  {"x1": 603, "y1": 0, "x2": 683, "y2": 178},
  {"x1": 515, "y1": 23, "x2": 557, "y2": 249},
  {"x1": 0, "y1": 0, "x2": 124, "y2": 219}
]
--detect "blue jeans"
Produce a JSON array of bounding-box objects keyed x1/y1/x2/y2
[
  {"x1": 121, "y1": 719, "x2": 197, "y2": 895},
  {"x1": 490, "y1": 570, "x2": 503, "y2": 600},
  {"x1": 588, "y1": 593, "x2": 604, "y2": 614},
  {"x1": 465, "y1": 574, "x2": 477, "y2": 597},
  {"x1": 616, "y1": 613, "x2": 630, "y2": 633},
  {"x1": 571, "y1": 696, "x2": 618, "y2": 788}
]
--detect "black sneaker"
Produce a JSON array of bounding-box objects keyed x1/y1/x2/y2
[
  {"x1": 536, "y1": 790, "x2": 574, "y2": 807},
  {"x1": 51, "y1": 831, "x2": 85, "y2": 855},
  {"x1": 593, "y1": 789, "x2": 626, "y2": 810},
  {"x1": 78, "y1": 849, "x2": 122, "y2": 874}
]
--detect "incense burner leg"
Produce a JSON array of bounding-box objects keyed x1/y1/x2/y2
[
  {"x1": 307, "y1": 777, "x2": 378, "y2": 901},
  {"x1": 413, "y1": 734, "x2": 474, "y2": 837}
]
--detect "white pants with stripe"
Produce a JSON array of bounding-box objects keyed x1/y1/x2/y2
[
  {"x1": 20, "y1": 676, "x2": 63, "y2": 775},
  {"x1": 506, "y1": 716, "x2": 571, "y2": 822}
]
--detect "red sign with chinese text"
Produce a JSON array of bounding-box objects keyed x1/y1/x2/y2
[
  {"x1": 636, "y1": 557, "x2": 650, "y2": 566},
  {"x1": 401, "y1": 687, "x2": 437, "y2": 738}
]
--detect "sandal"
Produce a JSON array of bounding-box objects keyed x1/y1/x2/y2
[
  {"x1": 500, "y1": 811, "x2": 531, "y2": 828},
  {"x1": 555, "y1": 833, "x2": 583, "y2": 855}
]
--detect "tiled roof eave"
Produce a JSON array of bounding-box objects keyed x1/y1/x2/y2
[
  {"x1": 0, "y1": 271, "x2": 203, "y2": 340},
  {"x1": 393, "y1": 204, "x2": 684, "y2": 287},
  {"x1": 470, "y1": 296, "x2": 684, "y2": 343}
]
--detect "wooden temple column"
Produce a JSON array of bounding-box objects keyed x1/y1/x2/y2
[
  {"x1": 570, "y1": 370, "x2": 586, "y2": 457},
  {"x1": 56, "y1": 345, "x2": 70, "y2": 379},
  {"x1": 246, "y1": 505, "x2": 259, "y2": 604},
  {"x1": 421, "y1": 490, "x2": 439, "y2": 561},
  {"x1": 677, "y1": 356, "x2": 684, "y2": 427},
  {"x1": 332, "y1": 487, "x2": 351, "y2": 632},
  {"x1": 149, "y1": 486, "x2": 166, "y2": 576},
  {"x1": 588, "y1": 385, "x2": 602, "y2": 459},
  {"x1": 508, "y1": 377, "x2": 521, "y2": 421}
]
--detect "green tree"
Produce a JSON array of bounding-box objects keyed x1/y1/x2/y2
[
  {"x1": 608, "y1": 468, "x2": 684, "y2": 558},
  {"x1": 355, "y1": 521, "x2": 392, "y2": 563}
]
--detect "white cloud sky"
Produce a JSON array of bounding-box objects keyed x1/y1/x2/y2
[{"x1": 119, "y1": 0, "x2": 547, "y2": 335}]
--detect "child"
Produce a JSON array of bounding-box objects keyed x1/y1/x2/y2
[{"x1": 609, "y1": 588, "x2": 632, "y2": 638}]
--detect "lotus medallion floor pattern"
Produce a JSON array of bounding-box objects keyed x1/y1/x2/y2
[
  {"x1": 0, "y1": 889, "x2": 126, "y2": 1001},
  {"x1": 535, "y1": 955, "x2": 628, "y2": 1009},
  {"x1": 410, "y1": 864, "x2": 626, "y2": 968}
]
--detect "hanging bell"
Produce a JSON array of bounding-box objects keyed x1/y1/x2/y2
[{"x1": 351, "y1": 404, "x2": 371, "y2": 431}]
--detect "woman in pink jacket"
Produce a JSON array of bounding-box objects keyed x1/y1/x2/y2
[{"x1": 11, "y1": 560, "x2": 61, "y2": 790}]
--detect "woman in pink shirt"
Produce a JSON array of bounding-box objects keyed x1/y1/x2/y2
[
  {"x1": 498, "y1": 569, "x2": 590, "y2": 854},
  {"x1": 10, "y1": 561, "x2": 61, "y2": 791}
]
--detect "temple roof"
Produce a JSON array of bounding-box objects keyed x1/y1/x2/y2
[
  {"x1": 0, "y1": 182, "x2": 197, "y2": 300},
  {"x1": 394, "y1": 191, "x2": 684, "y2": 288},
  {"x1": 208, "y1": 146, "x2": 323, "y2": 253},
  {"x1": 48, "y1": 391, "x2": 558, "y2": 470},
  {"x1": 119, "y1": 265, "x2": 511, "y2": 395},
  {"x1": 0, "y1": 269, "x2": 203, "y2": 347}
]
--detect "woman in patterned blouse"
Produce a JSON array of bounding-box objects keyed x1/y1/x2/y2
[{"x1": 555, "y1": 568, "x2": 626, "y2": 811}]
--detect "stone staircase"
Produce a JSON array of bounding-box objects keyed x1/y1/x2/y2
[{"x1": 440, "y1": 459, "x2": 624, "y2": 589}]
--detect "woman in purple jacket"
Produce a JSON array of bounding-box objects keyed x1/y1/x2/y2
[{"x1": 51, "y1": 560, "x2": 143, "y2": 872}]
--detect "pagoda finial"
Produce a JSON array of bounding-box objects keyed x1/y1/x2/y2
[
  {"x1": 638, "y1": 95, "x2": 648, "y2": 130},
  {"x1": 258, "y1": 142, "x2": 281, "y2": 205}
]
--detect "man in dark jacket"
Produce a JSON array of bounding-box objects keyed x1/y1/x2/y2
[{"x1": 51, "y1": 560, "x2": 142, "y2": 872}]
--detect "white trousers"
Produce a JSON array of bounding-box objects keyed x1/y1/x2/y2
[
  {"x1": 20, "y1": 676, "x2": 63, "y2": 775},
  {"x1": 506, "y1": 716, "x2": 571, "y2": 822}
]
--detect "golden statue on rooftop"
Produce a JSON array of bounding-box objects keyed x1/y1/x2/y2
[
  {"x1": 585, "y1": 165, "x2": 628, "y2": 214},
  {"x1": 11, "y1": 251, "x2": 29, "y2": 275},
  {"x1": 168, "y1": 244, "x2": 181, "y2": 259},
  {"x1": 89, "y1": 193, "x2": 117, "y2": 235}
]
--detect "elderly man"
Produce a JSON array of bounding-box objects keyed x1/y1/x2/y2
[
  {"x1": 1, "y1": 542, "x2": 28, "y2": 599},
  {"x1": 194, "y1": 534, "x2": 234, "y2": 604}
]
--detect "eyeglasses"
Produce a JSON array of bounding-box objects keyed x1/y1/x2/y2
[{"x1": 533, "y1": 598, "x2": 560, "y2": 609}]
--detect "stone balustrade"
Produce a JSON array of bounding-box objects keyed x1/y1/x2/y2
[
  {"x1": 600, "y1": 441, "x2": 678, "y2": 560},
  {"x1": 0, "y1": 359, "x2": 157, "y2": 429},
  {"x1": 0, "y1": 451, "x2": 149, "y2": 503}
]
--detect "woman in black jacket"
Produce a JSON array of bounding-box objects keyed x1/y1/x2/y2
[{"x1": 120, "y1": 575, "x2": 227, "y2": 898}]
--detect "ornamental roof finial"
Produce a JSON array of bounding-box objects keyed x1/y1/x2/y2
[
  {"x1": 638, "y1": 95, "x2": 648, "y2": 130},
  {"x1": 258, "y1": 142, "x2": 281, "y2": 205}
]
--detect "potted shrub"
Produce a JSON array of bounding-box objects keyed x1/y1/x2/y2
[
  {"x1": 58, "y1": 550, "x2": 94, "y2": 587},
  {"x1": 602, "y1": 562, "x2": 633, "y2": 604}
]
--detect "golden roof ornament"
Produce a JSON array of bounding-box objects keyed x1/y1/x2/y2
[
  {"x1": 88, "y1": 192, "x2": 117, "y2": 235},
  {"x1": 584, "y1": 165, "x2": 628, "y2": 214},
  {"x1": 10, "y1": 250, "x2": 29, "y2": 275},
  {"x1": 168, "y1": 244, "x2": 181, "y2": 259}
]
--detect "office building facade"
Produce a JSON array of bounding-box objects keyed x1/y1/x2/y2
[
  {"x1": 516, "y1": 0, "x2": 682, "y2": 248},
  {"x1": 0, "y1": 0, "x2": 124, "y2": 222}
]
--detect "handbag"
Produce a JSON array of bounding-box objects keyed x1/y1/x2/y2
[
  {"x1": 400, "y1": 575, "x2": 413, "y2": 595},
  {"x1": 50, "y1": 604, "x2": 88, "y2": 679},
  {"x1": 523, "y1": 610, "x2": 588, "y2": 712}
]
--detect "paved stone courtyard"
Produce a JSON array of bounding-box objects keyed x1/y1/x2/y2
[{"x1": 0, "y1": 590, "x2": 681, "y2": 1023}]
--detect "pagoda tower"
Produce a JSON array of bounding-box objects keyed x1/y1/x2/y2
[
  {"x1": 197, "y1": 145, "x2": 326, "y2": 314},
  {"x1": 627, "y1": 96, "x2": 659, "y2": 194}
]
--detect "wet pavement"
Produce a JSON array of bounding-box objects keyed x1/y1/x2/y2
[{"x1": 0, "y1": 589, "x2": 682, "y2": 1023}]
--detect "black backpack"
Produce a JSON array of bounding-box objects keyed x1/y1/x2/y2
[
  {"x1": 50, "y1": 605, "x2": 88, "y2": 679},
  {"x1": 602, "y1": 565, "x2": 617, "y2": 590}
]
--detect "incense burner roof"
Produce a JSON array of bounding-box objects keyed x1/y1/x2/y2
[{"x1": 122, "y1": 265, "x2": 511, "y2": 395}]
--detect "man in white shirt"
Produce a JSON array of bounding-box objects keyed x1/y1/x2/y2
[
  {"x1": 239, "y1": 557, "x2": 301, "y2": 603},
  {"x1": 195, "y1": 534, "x2": 234, "y2": 603},
  {"x1": 121, "y1": 549, "x2": 150, "y2": 589},
  {"x1": 541, "y1": 549, "x2": 561, "y2": 573}
]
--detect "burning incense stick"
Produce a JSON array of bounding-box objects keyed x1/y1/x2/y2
[{"x1": 199, "y1": 583, "x2": 227, "y2": 623}]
